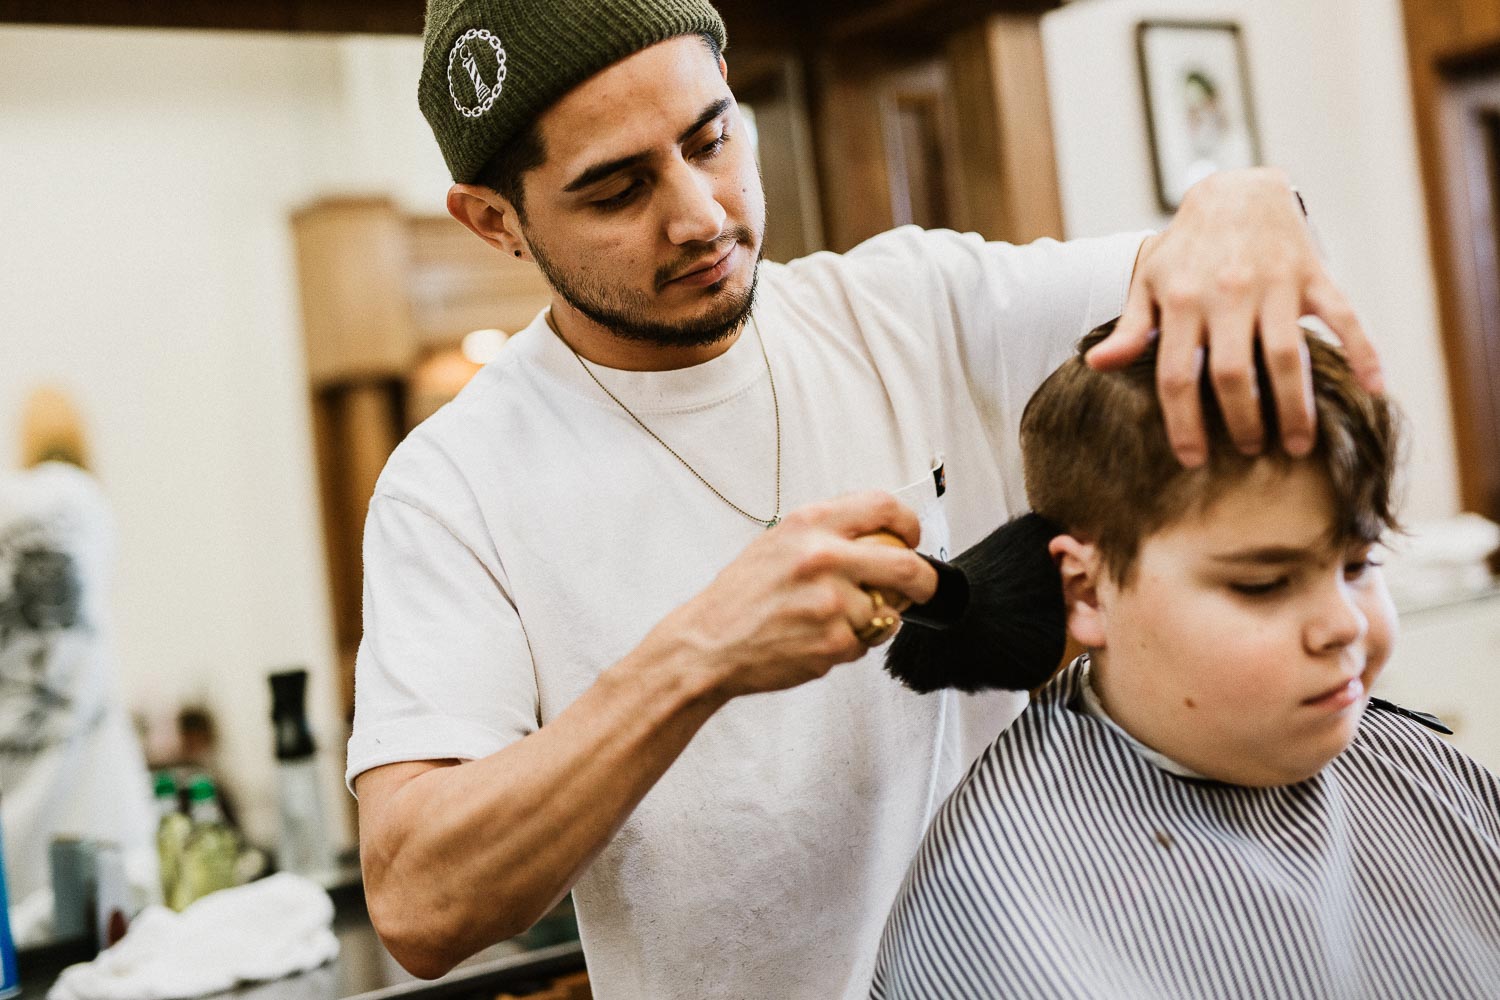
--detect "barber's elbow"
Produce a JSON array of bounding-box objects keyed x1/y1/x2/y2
[
  {"x1": 366, "y1": 897, "x2": 454, "y2": 979},
  {"x1": 365, "y1": 881, "x2": 529, "y2": 980},
  {"x1": 381, "y1": 939, "x2": 456, "y2": 983},
  {"x1": 364, "y1": 888, "x2": 468, "y2": 980}
]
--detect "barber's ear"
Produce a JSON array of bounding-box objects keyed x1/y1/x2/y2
[
  {"x1": 1048, "y1": 534, "x2": 1107, "y2": 649},
  {"x1": 447, "y1": 183, "x2": 530, "y2": 260}
]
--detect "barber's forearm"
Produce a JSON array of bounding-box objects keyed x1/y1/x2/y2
[{"x1": 359, "y1": 634, "x2": 728, "y2": 978}]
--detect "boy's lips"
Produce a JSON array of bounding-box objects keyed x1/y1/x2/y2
[{"x1": 1302, "y1": 676, "x2": 1365, "y2": 711}]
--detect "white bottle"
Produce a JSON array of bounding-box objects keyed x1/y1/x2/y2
[{"x1": 269, "y1": 670, "x2": 334, "y2": 880}]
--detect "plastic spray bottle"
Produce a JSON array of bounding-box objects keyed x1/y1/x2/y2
[{"x1": 269, "y1": 669, "x2": 333, "y2": 880}]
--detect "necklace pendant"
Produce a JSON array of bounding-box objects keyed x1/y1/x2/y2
[{"x1": 765, "y1": 516, "x2": 780, "y2": 529}]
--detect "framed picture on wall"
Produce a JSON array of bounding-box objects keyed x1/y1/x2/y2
[{"x1": 1137, "y1": 20, "x2": 1262, "y2": 213}]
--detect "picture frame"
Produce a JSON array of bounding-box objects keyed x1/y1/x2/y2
[{"x1": 1137, "y1": 20, "x2": 1263, "y2": 213}]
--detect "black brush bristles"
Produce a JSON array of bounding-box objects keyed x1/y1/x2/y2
[{"x1": 884, "y1": 513, "x2": 1067, "y2": 693}]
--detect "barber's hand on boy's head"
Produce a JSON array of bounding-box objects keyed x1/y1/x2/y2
[{"x1": 1085, "y1": 166, "x2": 1385, "y2": 469}]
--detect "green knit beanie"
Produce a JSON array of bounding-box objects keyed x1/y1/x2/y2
[{"x1": 420, "y1": 0, "x2": 728, "y2": 183}]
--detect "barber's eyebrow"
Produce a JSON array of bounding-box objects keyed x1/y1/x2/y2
[
  {"x1": 677, "y1": 97, "x2": 732, "y2": 144},
  {"x1": 562, "y1": 97, "x2": 734, "y2": 194}
]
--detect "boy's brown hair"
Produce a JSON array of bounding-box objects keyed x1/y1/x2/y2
[{"x1": 1020, "y1": 322, "x2": 1400, "y2": 581}]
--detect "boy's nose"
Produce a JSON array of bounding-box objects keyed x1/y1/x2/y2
[{"x1": 1304, "y1": 579, "x2": 1369, "y2": 655}]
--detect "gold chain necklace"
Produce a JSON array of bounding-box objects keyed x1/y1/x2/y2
[{"x1": 556, "y1": 312, "x2": 783, "y2": 529}]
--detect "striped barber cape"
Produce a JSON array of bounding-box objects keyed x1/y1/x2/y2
[{"x1": 871, "y1": 659, "x2": 1500, "y2": 999}]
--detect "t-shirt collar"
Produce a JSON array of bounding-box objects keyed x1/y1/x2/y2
[{"x1": 511, "y1": 300, "x2": 773, "y2": 415}]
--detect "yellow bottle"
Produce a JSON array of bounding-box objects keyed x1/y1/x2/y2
[
  {"x1": 153, "y1": 773, "x2": 191, "y2": 910},
  {"x1": 173, "y1": 776, "x2": 238, "y2": 910}
]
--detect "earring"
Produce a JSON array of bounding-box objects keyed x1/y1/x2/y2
[{"x1": 514, "y1": 250, "x2": 522, "y2": 258}]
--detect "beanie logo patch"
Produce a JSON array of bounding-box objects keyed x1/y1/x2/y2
[{"x1": 447, "y1": 28, "x2": 507, "y2": 119}]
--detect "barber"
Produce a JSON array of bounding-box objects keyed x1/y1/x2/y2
[{"x1": 350, "y1": 1, "x2": 1380, "y2": 997}]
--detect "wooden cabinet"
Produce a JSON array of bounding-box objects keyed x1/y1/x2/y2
[
  {"x1": 292, "y1": 198, "x2": 550, "y2": 717},
  {"x1": 812, "y1": 15, "x2": 1064, "y2": 252},
  {"x1": 292, "y1": 198, "x2": 550, "y2": 387},
  {"x1": 1401, "y1": 0, "x2": 1500, "y2": 522}
]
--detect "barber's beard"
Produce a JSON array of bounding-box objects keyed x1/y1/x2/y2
[{"x1": 528, "y1": 225, "x2": 761, "y2": 349}]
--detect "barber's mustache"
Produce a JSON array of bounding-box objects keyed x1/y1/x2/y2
[{"x1": 654, "y1": 226, "x2": 756, "y2": 289}]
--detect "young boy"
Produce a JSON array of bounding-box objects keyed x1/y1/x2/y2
[{"x1": 871, "y1": 325, "x2": 1500, "y2": 999}]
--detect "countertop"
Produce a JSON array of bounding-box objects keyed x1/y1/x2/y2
[{"x1": 17, "y1": 881, "x2": 584, "y2": 1000}]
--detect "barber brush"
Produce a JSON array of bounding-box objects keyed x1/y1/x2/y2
[{"x1": 863, "y1": 513, "x2": 1067, "y2": 693}]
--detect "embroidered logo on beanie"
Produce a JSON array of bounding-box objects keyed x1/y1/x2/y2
[{"x1": 447, "y1": 27, "x2": 507, "y2": 118}]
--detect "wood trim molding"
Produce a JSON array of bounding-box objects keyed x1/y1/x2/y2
[
  {"x1": 946, "y1": 14, "x2": 1063, "y2": 244},
  {"x1": 1400, "y1": 0, "x2": 1500, "y2": 517},
  {"x1": 0, "y1": 0, "x2": 425, "y2": 34},
  {"x1": 0, "y1": 0, "x2": 1056, "y2": 43}
]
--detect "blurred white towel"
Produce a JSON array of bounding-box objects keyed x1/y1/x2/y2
[
  {"x1": 1384, "y1": 513, "x2": 1500, "y2": 606},
  {"x1": 48, "y1": 873, "x2": 340, "y2": 1000}
]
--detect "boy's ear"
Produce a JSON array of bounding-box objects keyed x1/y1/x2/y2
[
  {"x1": 1048, "y1": 534, "x2": 1107, "y2": 648},
  {"x1": 447, "y1": 183, "x2": 530, "y2": 260}
]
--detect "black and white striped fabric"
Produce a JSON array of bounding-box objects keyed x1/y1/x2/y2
[{"x1": 871, "y1": 658, "x2": 1500, "y2": 999}]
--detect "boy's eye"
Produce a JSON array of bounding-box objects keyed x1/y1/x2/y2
[
  {"x1": 1230, "y1": 578, "x2": 1289, "y2": 597},
  {"x1": 1344, "y1": 558, "x2": 1383, "y2": 580}
]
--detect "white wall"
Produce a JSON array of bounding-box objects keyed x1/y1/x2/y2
[
  {"x1": 1043, "y1": 0, "x2": 1462, "y2": 521},
  {"x1": 0, "y1": 26, "x2": 446, "y2": 849}
]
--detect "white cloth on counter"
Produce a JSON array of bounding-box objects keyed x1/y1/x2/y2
[
  {"x1": 1382, "y1": 512, "x2": 1500, "y2": 606},
  {"x1": 47, "y1": 874, "x2": 339, "y2": 1000}
]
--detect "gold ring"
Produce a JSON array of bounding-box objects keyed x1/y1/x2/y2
[
  {"x1": 854, "y1": 612, "x2": 900, "y2": 647},
  {"x1": 853, "y1": 588, "x2": 899, "y2": 645}
]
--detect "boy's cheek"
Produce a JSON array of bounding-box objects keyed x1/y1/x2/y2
[{"x1": 1359, "y1": 576, "x2": 1399, "y2": 672}]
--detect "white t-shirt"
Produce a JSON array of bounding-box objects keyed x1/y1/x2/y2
[{"x1": 347, "y1": 226, "x2": 1145, "y2": 999}]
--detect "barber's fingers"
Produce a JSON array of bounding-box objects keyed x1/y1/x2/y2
[
  {"x1": 1305, "y1": 275, "x2": 1384, "y2": 394},
  {"x1": 780, "y1": 577, "x2": 898, "y2": 666},
  {"x1": 1155, "y1": 300, "x2": 1209, "y2": 468},
  {"x1": 1087, "y1": 262, "x2": 1159, "y2": 372},
  {"x1": 848, "y1": 530, "x2": 916, "y2": 613},
  {"x1": 771, "y1": 493, "x2": 938, "y2": 609},
  {"x1": 779, "y1": 490, "x2": 923, "y2": 549},
  {"x1": 1258, "y1": 282, "x2": 1315, "y2": 457},
  {"x1": 842, "y1": 582, "x2": 901, "y2": 649},
  {"x1": 827, "y1": 533, "x2": 938, "y2": 609},
  {"x1": 1204, "y1": 293, "x2": 1262, "y2": 456}
]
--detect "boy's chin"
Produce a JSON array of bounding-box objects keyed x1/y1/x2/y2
[
  {"x1": 1205, "y1": 731, "x2": 1357, "y2": 787},
  {"x1": 1222, "y1": 762, "x2": 1334, "y2": 788}
]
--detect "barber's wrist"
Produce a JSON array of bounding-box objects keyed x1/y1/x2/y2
[{"x1": 615, "y1": 618, "x2": 736, "y2": 716}]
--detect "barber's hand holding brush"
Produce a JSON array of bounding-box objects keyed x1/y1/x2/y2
[
  {"x1": 861, "y1": 514, "x2": 1070, "y2": 693},
  {"x1": 659, "y1": 492, "x2": 940, "y2": 701},
  {"x1": 671, "y1": 491, "x2": 1068, "y2": 702}
]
